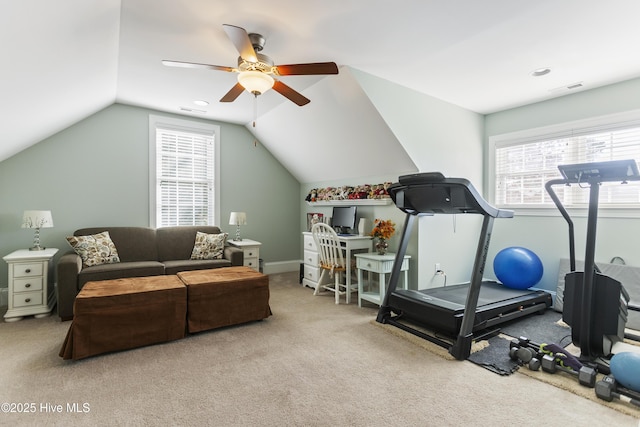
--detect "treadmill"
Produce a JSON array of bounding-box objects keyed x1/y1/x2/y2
[
  {"x1": 376, "y1": 172, "x2": 552, "y2": 360},
  {"x1": 545, "y1": 159, "x2": 640, "y2": 371}
]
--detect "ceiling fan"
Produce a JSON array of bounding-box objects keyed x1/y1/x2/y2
[{"x1": 162, "y1": 24, "x2": 339, "y2": 106}]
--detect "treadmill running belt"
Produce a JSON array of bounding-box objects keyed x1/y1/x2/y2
[{"x1": 389, "y1": 281, "x2": 551, "y2": 334}]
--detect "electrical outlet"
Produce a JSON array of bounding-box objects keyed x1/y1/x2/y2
[{"x1": 435, "y1": 263, "x2": 441, "y2": 274}]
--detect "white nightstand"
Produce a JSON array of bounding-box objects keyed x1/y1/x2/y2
[
  {"x1": 3, "y1": 248, "x2": 58, "y2": 322},
  {"x1": 228, "y1": 239, "x2": 261, "y2": 271},
  {"x1": 355, "y1": 253, "x2": 410, "y2": 307}
]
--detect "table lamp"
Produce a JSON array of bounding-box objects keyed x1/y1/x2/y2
[
  {"x1": 229, "y1": 212, "x2": 247, "y2": 241},
  {"x1": 22, "y1": 210, "x2": 54, "y2": 251}
]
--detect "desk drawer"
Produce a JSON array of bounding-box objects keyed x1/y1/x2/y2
[
  {"x1": 13, "y1": 291, "x2": 43, "y2": 308},
  {"x1": 13, "y1": 262, "x2": 44, "y2": 278},
  {"x1": 14, "y1": 277, "x2": 44, "y2": 293},
  {"x1": 304, "y1": 250, "x2": 319, "y2": 266},
  {"x1": 304, "y1": 265, "x2": 321, "y2": 282},
  {"x1": 303, "y1": 235, "x2": 317, "y2": 251}
]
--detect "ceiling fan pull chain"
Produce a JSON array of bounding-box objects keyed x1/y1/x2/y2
[{"x1": 253, "y1": 93, "x2": 258, "y2": 128}]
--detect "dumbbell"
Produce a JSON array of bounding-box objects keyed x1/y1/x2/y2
[
  {"x1": 540, "y1": 354, "x2": 596, "y2": 387},
  {"x1": 508, "y1": 340, "x2": 541, "y2": 371},
  {"x1": 595, "y1": 375, "x2": 640, "y2": 407}
]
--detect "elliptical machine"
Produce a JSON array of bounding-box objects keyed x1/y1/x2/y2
[{"x1": 545, "y1": 159, "x2": 640, "y2": 371}]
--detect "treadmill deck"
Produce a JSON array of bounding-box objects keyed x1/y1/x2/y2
[{"x1": 389, "y1": 281, "x2": 552, "y2": 334}]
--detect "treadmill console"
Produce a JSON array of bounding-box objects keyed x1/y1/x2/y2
[{"x1": 558, "y1": 159, "x2": 640, "y2": 183}]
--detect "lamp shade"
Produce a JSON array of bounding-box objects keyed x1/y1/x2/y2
[
  {"x1": 237, "y1": 71, "x2": 274, "y2": 95},
  {"x1": 229, "y1": 212, "x2": 247, "y2": 226},
  {"x1": 22, "y1": 210, "x2": 54, "y2": 229}
]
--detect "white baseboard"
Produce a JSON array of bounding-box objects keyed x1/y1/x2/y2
[
  {"x1": 0, "y1": 288, "x2": 7, "y2": 307},
  {"x1": 263, "y1": 260, "x2": 301, "y2": 275}
]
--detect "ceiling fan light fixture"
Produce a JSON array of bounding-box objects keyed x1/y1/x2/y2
[{"x1": 237, "y1": 70, "x2": 274, "y2": 95}]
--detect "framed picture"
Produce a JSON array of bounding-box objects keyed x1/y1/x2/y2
[{"x1": 307, "y1": 213, "x2": 324, "y2": 231}]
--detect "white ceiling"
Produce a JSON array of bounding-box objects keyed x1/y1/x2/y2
[{"x1": 4, "y1": 0, "x2": 640, "y2": 182}]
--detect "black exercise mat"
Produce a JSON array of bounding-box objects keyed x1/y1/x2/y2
[{"x1": 467, "y1": 310, "x2": 571, "y2": 375}]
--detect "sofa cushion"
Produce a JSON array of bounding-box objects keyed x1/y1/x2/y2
[
  {"x1": 66, "y1": 231, "x2": 121, "y2": 267},
  {"x1": 156, "y1": 226, "x2": 223, "y2": 261},
  {"x1": 75, "y1": 227, "x2": 158, "y2": 262},
  {"x1": 190, "y1": 231, "x2": 228, "y2": 260},
  {"x1": 163, "y1": 259, "x2": 232, "y2": 276},
  {"x1": 78, "y1": 261, "x2": 165, "y2": 289}
]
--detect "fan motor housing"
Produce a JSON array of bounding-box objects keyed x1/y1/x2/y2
[{"x1": 237, "y1": 53, "x2": 274, "y2": 73}]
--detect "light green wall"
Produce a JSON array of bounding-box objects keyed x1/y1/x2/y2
[
  {"x1": 349, "y1": 69, "x2": 486, "y2": 288},
  {"x1": 485, "y1": 77, "x2": 640, "y2": 293},
  {"x1": 301, "y1": 70, "x2": 486, "y2": 289},
  {"x1": 0, "y1": 103, "x2": 301, "y2": 287}
]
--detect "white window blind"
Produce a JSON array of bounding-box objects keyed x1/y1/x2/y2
[
  {"x1": 154, "y1": 124, "x2": 215, "y2": 227},
  {"x1": 493, "y1": 118, "x2": 640, "y2": 209}
]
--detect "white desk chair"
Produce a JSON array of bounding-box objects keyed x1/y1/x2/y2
[{"x1": 311, "y1": 222, "x2": 356, "y2": 304}]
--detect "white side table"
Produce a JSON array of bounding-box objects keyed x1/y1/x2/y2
[
  {"x1": 355, "y1": 253, "x2": 410, "y2": 307},
  {"x1": 228, "y1": 239, "x2": 261, "y2": 272},
  {"x1": 3, "y1": 248, "x2": 58, "y2": 322}
]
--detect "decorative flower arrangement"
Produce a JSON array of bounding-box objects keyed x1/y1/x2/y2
[{"x1": 370, "y1": 219, "x2": 395, "y2": 255}]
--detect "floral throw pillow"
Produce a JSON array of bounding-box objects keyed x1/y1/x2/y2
[
  {"x1": 190, "y1": 232, "x2": 228, "y2": 260},
  {"x1": 66, "y1": 231, "x2": 121, "y2": 267}
]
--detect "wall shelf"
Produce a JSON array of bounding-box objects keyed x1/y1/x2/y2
[{"x1": 306, "y1": 199, "x2": 392, "y2": 207}]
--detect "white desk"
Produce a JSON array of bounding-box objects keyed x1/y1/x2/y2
[
  {"x1": 302, "y1": 232, "x2": 372, "y2": 304},
  {"x1": 355, "y1": 253, "x2": 410, "y2": 307}
]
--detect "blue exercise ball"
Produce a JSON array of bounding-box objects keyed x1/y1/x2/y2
[
  {"x1": 493, "y1": 246, "x2": 543, "y2": 290},
  {"x1": 611, "y1": 352, "x2": 640, "y2": 393}
]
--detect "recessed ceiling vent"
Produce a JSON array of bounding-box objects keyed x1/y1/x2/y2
[
  {"x1": 179, "y1": 107, "x2": 206, "y2": 114},
  {"x1": 549, "y1": 81, "x2": 584, "y2": 93}
]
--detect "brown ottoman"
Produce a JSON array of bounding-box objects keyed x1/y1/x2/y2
[
  {"x1": 177, "y1": 266, "x2": 271, "y2": 333},
  {"x1": 60, "y1": 275, "x2": 187, "y2": 360}
]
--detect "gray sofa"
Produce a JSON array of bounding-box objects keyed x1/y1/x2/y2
[{"x1": 56, "y1": 226, "x2": 243, "y2": 321}]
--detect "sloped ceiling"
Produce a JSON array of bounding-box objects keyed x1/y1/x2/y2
[
  {"x1": 4, "y1": 1, "x2": 640, "y2": 183},
  {"x1": 0, "y1": 0, "x2": 120, "y2": 161},
  {"x1": 251, "y1": 67, "x2": 416, "y2": 183}
]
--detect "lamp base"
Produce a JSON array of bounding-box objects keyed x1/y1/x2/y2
[{"x1": 30, "y1": 228, "x2": 45, "y2": 251}]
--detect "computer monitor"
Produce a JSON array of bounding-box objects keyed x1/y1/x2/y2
[{"x1": 331, "y1": 206, "x2": 357, "y2": 234}]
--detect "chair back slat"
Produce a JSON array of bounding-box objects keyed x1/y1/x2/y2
[{"x1": 311, "y1": 223, "x2": 345, "y2": 271}]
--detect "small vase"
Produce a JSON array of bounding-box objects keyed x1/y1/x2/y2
[{"x1": 375, "y1": 238, "x2": 388, "y2": 255}]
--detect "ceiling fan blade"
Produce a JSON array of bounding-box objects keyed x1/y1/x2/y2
[
  {"x1": 275, "y1": 62, "x2": 339, "y2": 76},
  {"x1": 222, "y1": 24, "x2": 257, "y2": 62},
  {"x1": 272, "y1": 80, "x2": 310, "y2": 106},
  {"x1": 220, "y1": 82, "x2": 246, "y2": 103},
  {"x1": 162, "y1": 60, "x2": 234, "y2": 73}
]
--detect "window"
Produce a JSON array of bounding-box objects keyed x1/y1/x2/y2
[
  {"x1": 489, "y1": 111, "x2": 640, "y2": 212},
  {"x1": 149, "y1": 116, "x2": 220, "y2": 227}
]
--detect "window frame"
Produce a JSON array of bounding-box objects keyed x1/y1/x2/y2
[
  {"x1": 488, "y1": 109, "x2": 640, "y2": 218},
  {"x1": 148, "y1": 115, "x2": 220, "y2": 228}
]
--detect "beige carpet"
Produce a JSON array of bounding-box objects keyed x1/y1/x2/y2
[
  {"x1": 373, "y1": 320, "x2": 640, "y2": 418},
  {"x1": 0, "y1": 272, "x2": 637, "y2": 426}
]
